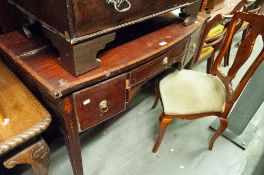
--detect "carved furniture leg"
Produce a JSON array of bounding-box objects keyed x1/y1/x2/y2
[
  {"x1": 152, "y1": 114, "x2": 172, "y2": 153},
  {"x1": 181, "y1": 0, "x2": 203, "y2": 25},
  {"x1": 3, "y1": 139, "x2": 50, "y2": 175},
  {"x1": 43, "y1": 28, "x2": 116, "y2": 76},
  {"x1": 59, "y1": 97, "x2": 83, "y2": 175},
  {"x1": 209, "y1": 117, "x2": 228, "y2": 150}
]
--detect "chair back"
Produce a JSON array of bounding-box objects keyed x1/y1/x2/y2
[
  {"x1": 193, "y1": 14, "x2": 224, "y2": 64},
  {"x1": 193, "y1": 0, "x2": 248, "y2": 65},
  {"x1": 211, "y1": 12, "x2": 264, "y2": 103}
]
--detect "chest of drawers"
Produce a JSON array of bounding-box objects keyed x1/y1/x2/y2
[{"x1": 8, "y1": 0, "x2": 202, "y2": 75}]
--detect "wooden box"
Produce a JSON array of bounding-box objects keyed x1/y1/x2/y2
[{"x1": 8, "y1": 0, "x2": 202, "y2": 75}]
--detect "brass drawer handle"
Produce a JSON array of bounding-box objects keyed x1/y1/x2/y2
[
  {"x1": 99, "y1": 100, "x2": 109, "y2": 113},
  {"x1": 106, "y1": 0, "x2": 131, "y2": 12},
  {"x1": 163, "y1": 57, "x2": 169, "y2": 65}
]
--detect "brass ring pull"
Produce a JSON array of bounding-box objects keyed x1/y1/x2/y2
[
  {"x1": 106, "y1": 0, "x2": 131, "y2": 13},
  {"x1": 99, "y1": 100, "x2": 109, "y2": 113},
  {"x1": 163, "y1": 57, "x2": 169, "y2": 65}
]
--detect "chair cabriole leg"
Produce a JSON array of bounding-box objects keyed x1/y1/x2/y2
[
  {"x1": 209, "y1": 117, "x2": 228, "y2": 150},
  {"x1": 152, "y1": 114, "x2": 172, "y2": 153}
]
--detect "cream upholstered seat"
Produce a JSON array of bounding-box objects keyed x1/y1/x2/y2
[{"x1": 160, "y1": 69, "x2": 226, "y2": 115}]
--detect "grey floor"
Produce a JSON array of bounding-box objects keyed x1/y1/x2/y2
[{"x1": 20, "y1": 33, "x2": 264, "y2": 175}]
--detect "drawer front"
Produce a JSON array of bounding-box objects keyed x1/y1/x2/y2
[
  {"x1": 73, "y1": 0, "x2": 197, "y2": 37},
  {"x1": 183, "y1": 25, "x2": 204, "y2": 66},
  {"x1": 129, "y1": 39, "x2": 188, "y2": 87},
  {"x1": 10, "y1": 0, "x2": 199, "y2": 38},
  {"x1": 73, "y1": 74, "x2": 127, "y2": 132}
]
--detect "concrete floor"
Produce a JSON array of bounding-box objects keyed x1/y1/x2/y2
[{"x1": 16, "y1": 33, "x2": 264, "y2": 175}]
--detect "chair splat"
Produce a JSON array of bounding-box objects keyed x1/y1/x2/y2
[{"x1": 227, "y1": 26, "x2": 259, "y2": 80}]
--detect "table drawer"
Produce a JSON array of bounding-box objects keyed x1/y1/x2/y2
[
  {"x1": 73, "y1": 74, "x2": 127, "y2": 132},
  {"x1": 129, "y1": 40, "x2": 188, "y2": 87}
]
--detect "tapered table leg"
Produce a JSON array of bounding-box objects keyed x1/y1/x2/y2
[{"x1": 59, "y1": 97, "x2": 83, "y2": 175}]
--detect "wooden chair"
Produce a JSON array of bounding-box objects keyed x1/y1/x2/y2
[
  {"x1": 0, "y1": 60, "x2": 51, "y2": 175},
  {"x1": 193, "y1": 0, "x2": 248, "y2": 73},
  {"x1": 224, "y1": 0, "x2": 264, "y2": 66},
  {"x1": 192, "y1": 14, "x2": 226, "y2": 73},
  {"x1": 152, "y1": 12, "x2": 264, "y2": 153}
]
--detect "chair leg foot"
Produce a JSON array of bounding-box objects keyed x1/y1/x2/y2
[
  {"x1": 152, "y1": 114, "x2": 172, "y2": 153},
  {"x1": 3, "y1": 139, "x2": 50, "y2": 175},
  {"x1": 209, "y1": 117, "x2": 228, "y2": 150}
]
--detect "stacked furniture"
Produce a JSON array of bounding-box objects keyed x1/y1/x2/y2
[
  {"x1": 7, "y1": 0, "x2": 202, "y2": 76},
  {"x1": 0, "y1": 0, "x2": 206, "y2": 174},
  {"x1": 0, "y1": 13, "x2": 207, "y2": 175}
]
